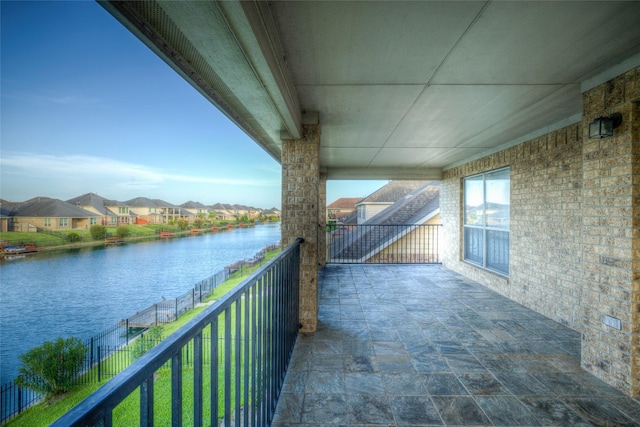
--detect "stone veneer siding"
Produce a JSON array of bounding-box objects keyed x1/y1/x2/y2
[
  {"x1": 281, "y1": 124, "x2": 320, "y2": 333},
  {"x1": 441, "y1": 66, "x2": 639, "y2": 395}
]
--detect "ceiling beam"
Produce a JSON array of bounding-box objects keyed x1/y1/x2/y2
[{"x1": 325, "y1": 167, "x2": 442, "y2": 181}]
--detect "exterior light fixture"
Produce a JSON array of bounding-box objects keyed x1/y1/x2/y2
[{"x1": 589, "y1": 112, "x2": 622, "y2": 138}]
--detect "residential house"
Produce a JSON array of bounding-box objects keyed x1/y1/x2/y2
[
  {"x1": 326, "y1": 197, "x2": 361, "y2": 224},
  {"x1": 210, "y1": 203, "x2": 237, "y2": 221},
  {"x1": 330, "y1": 182, "x2": 440, "y2": 263},
  {"x1": 67, "y1": 193, "x2": 133, "y2": 226},
  {"x1": 125, "y1": 197, "x2": 167, "y2": 224},
  {"x1": 8, "y1": 197, "x2": 98, "y2": 231},
  {"x1": 265, "y1": 207, "x2": 281, "y2": 218},
  {"x1": 103, "y1": 199, "x2": 135, "y2": 225},
  {"x1": 152, "y1": 199, "x2": 182, "y2": 223},
  {"x1": 180, "y1": 201, "x2": 209, "y2": 219},
  {"x1": 0, "y1": 200, "x2": 19, "y2": 233},
  {"x1": 355, "y1": 180, "x2": 428, "y2": 224}
]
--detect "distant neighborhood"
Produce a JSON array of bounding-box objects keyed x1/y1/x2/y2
[{"x1": 0, "y1": 193, "x2": 281, "y2": 233}]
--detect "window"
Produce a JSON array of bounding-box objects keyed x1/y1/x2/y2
[
  {"x1": 44, "y1": 218, "x2": 51, "y2": 227},
  {"x1": 59, "y1": 218, "x2": 68, "y2": 227},
  {"x1": 463, "y1": 168, "x2": 510, "y2": 275},
  {"x1": 90, "y1": 217, "x2": 96, "y2": 225},
  {"x1": 118, "y1": 207, "x2": 128, "y2": 214}
]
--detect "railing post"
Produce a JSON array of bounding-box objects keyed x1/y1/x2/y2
[{"x1": 97, "y1": 346, "x2": 101, "y2": 382}]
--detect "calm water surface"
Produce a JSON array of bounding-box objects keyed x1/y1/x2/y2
[{"x1": 0, "y1": 223, "x2": 281, "y2": 384}]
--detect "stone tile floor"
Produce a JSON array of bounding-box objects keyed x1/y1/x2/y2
[{"x1": 271, "y1": 264, "x2": 640, "y2": 426}]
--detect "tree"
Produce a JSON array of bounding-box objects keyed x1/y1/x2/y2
[
  {"x1": 89, "y1": 224, "x2": 107, "y2": 240},
  {"x1": 116, "y1": 225, "x2": 130, "y2": 238},
  {"x1": 16, "y1": 337, "x2": 88, "y2": 398},
  {"x1": 194, "y1": 218, "x2": 204, "y2": 228},
  {"x1": 66, "y1": 232, "x2": 81, "y2": 243},
  {"x1": 176, "y1": 218, "x2": 189, "y2": 230},
  {"x1": 132, "y1": 325, "x2": 164, "y2": 360}
]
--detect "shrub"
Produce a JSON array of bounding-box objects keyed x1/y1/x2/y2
[
  {"x1": 132, "y1": 326, "x2": 164, "y2": 360},
  {"x1": 176, "y1": 219, "x2": 189, "y2": 230},
  {"x1": 66, "y1": 232, "x2": 81, "y2": 242},
  {"x1": 116, "y1": 225, "x2": 130, "y2": 238},
  {"x1": 89, "y1": 224, "x2": 107, "y2": 240},
  {"x1": 16, "y1": 337, "x2": 88, "y2": 399}
]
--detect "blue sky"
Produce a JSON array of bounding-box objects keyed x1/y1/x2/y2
[{"x1": 1, "y1": 1, "x2": 386, "y2": 208}]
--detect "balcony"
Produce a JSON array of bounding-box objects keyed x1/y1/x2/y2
[{"x1": 271, "y1": 264, "x2": 640, "y2": 426}]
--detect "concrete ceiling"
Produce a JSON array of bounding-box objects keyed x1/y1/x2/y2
[{"x1": 100, "y1": 1, "x2": 640, "y2": 180}]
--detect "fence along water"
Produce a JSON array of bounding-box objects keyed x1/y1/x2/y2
[{"x1": 0, "y1": 244, "x2": 279, "y2": 424}]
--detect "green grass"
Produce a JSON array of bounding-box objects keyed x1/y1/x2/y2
[{"x1": 5, "y1": 248, "x2": 281, "y2": 426}]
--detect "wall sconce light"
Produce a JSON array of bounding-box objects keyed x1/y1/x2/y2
[{"x1": 589, "y1": 112, "x2": 622, "y2": 139}]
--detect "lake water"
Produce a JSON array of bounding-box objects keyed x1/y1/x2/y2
[{"x1": 0, "y1": 223, "x2": 281, "y2": 385}]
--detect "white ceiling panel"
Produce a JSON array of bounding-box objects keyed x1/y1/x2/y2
[{"x1": 102, "y1": 0, "x2": 640, "y2": 180}]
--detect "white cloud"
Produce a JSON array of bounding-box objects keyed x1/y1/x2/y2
[{"x1": 1, "y1": 152, "x2": 277, "y2": 187}]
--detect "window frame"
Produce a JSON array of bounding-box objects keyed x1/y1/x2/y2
[{"x1": 463, "y1": 167, "x2": 510, "y2": 276}]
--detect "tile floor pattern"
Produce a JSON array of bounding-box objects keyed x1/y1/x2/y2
[{"x1": 271, "y1": 264, "x2": 640, "y2": 426}]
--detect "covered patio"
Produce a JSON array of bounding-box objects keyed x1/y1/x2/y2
[{"x1": 272, "y1": 264, "x2": 640, "y2": 426}]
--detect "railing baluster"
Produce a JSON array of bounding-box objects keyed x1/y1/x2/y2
[
  {"x1": 171, "y1": 352, "x2": 182, "y2": 427},
  {"x1": 243, "y1": 288, "x2": 250, "y2": 427},
  {"x1": 251, "y1": 282, "x2": 258, "y2": 427},
  {"x1": 211, "y1": 318, "x2": 219, "y2": 425},
  {"x1": 256, "y1": 277, "x2": 263, "y2": 427},
  {"x1": 235, "y1": 298, "x2": 241, "y2": 426},
  {"x1": 224, "y1": 307, "x2": 231, "y2": 427},
  {"x1": 194, "y1": 332, "x2": 203, "y2": 427},
  {"x1": 140, "y1": 375, "x2": 154, "y2": 427}
]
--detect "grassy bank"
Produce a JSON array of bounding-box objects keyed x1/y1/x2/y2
[
  {"x1": 0, "y1": 221, "x2": 273, "y2": 254},
  {"x1": 5, "y1": 248, "x2": 281, "y2": 426}
]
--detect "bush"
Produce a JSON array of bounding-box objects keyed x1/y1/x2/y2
[
  {"x1": 176, "y1": 219, "x2": 189, "y2": 230},
  {"x1": 66, "y1": 232, "x2": 81, "y2": 242},
  {"x1": 132, "y1": 326, "x2": 164, "y2": 360},
  {"x1": 89, "y1": 224, "x2": 106, "y2": 240},
  {"x1": 16, "y1": 337, "x2": 88, "y2": 399},
  {"x1": 116, "y1": 225, "x2": 130, "y2": 238}
]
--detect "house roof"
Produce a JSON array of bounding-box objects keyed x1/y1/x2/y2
[
  {"x1": 11, "y1": 197, "x2": 97, "y2": 218},
  {"x1": 331, "y1": 182, "x2": 440, "y2": 261},
  {"x1": 327, "y1": 198, "x2": 362, "y2": 210},
  {"x1": 125, "y1": 197, "x2": 162, "y2": 207},
  {"x1": 66, "y1": 193, "x2": 111, "y2": 215},
  {"x1": 364, "y1": 182, "x2": 440, "y2": 225},
  {"x1": 181, "y1": 201, "x2": 208, "y2": 209},
  {"x1": 357, "y1": 181, "x2": 428, "y2": 205},
  {"x1": 152, "y1": 198, "x2": 179, "y2": 208}
]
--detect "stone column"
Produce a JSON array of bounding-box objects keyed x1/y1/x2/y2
[
  {"x1": 281, "y1": 123, "x2": 320, "y2": 332},
  {"x1": 581, "y1": 67, "x2": 640, "y2": 395},
  {"x1": 318, "y1": 171, "x2": 327, "y2": 267}
]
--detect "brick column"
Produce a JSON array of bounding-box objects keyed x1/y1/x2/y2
[
  {"x1": 318, "y1": 171, "x2": 327, "y2": 267},
  {"x1": 581, "y1": 67, "x2": 640, "y2": 395},
  {"x1": 281, "y1": 123, "x2": 320, "y2": 332}
]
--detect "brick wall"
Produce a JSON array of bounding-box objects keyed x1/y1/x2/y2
[
  {"x1": 441, "y1": 66, "x2": 639, "y2": 395},
  {"x1": 281, "y1": 124, "x2": 321, "y2": 332},
  {"x1": 581, "y1": 67, "x2": 639, "y2": 394}
]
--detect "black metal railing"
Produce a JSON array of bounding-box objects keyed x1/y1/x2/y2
[
  {"x1": 327, "y1": 224, "x2": 441, "y2": 263},
  {"x1": 1, "y1": 245, "x2": 281, "y2": 425},
  {"x1": 50, "y1": 238, "x2": 302, "y2": 427}
]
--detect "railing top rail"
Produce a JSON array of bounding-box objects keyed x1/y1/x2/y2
[{"x1": 51, "y1": 237, "x2": 303, "y2": 427}]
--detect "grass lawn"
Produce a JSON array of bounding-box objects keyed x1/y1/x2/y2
[{"x1": 5, "y1": 249, "x2": 281, "y2": 426}]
